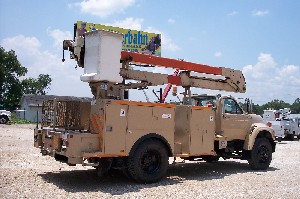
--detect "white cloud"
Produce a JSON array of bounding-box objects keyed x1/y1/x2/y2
[
  {"x1": 243, "y1": 53, "x2": 276, "y2": 79},
  {"x1": 108, "y1": 17, "x2": 144, "y2": 30},
  {"x1": 74, "y1": 0, "x2": 135, "y2": 17},
  {"x1": 242, "y1": 53, "x2": 300, "y2": 104},
  {"x1": 252, "y1": 10, "x2": 269, "y2": 17},
  {"x1": 1, "y1": 35, "x2": 41, "y2": 55},
  {"x1": 167, "y1": 18, "x2": 176, "y2": 24},
  {"x1": 145, "y1": 26, "x2": 180, "y2": 52},
  {"x1": 1, "y1": 35, "x2": 91, "y2": 97},
  {"x1": 214, "y1": 51, "x2": 222, "y2": 57},
  {"x1": 47, "y1": 28, "x2": 72, "y2": 49},
  {"x1": 228, "y1": 11, "x2": 238, "y2": 16},
  {"x1": 163, "y1": 36, "x2": 180, "y2": 52}
]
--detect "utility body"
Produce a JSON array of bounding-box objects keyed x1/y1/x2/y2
[
  {"x1": 34, "y1": 29, "x2": 276, "y2": 183},
  {"x1": 263, "y1": 109, "x2": 285, "y2": 141},
  {"x1": 263, "y1": 108, "x2": 300, "y2": 141}
]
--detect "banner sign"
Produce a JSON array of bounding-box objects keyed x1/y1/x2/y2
[{"x1": 75, "y1": 21, "x2": 161, "y2": 56}]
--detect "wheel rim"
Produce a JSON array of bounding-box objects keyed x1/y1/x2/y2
[
  {"x1": 258, "y1": 145, "x2": 270, "y2": 163},
  {"x1": 0, "y1": 118, "x2": 6, "y2": 124},
  {"x1": 141, "y1": 150, "x2": 161, "y2": 174}
]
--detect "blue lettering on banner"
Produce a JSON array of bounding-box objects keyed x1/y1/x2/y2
[{"x1": 123, "y1": 30, "x2": 149, "y2": 45}]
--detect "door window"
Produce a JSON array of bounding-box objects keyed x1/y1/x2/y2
[{"x1": 223, "y1": 98, "x2": 242, "y2": 114}]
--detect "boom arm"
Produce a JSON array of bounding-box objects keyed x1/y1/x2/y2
[{"x1": 120, "y1": 51, "x2": 246, "y2": 93}]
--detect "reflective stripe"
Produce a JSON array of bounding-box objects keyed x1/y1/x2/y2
[{"x1": 90, "y1": 113, "x2": 105, "y2": 151}]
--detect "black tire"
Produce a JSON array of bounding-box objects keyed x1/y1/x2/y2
[
  {"x1": 289, "y1": 134, "x2": 295, "y2": 141},
  {"x1": 121, "y1": 167, "x2": 133, "y2": 180},
  {"x1": 96, "y1": 158, "x2": 112, "y2": 177},
  {"x1": 277, "y1": 137, "x2": 282, "y2": 142},
  {"x1": 127, "y1": 139, "x2": 168, "y2": 183},
  {"x1": 248, "y1": 138, "x2": 272, "y2": 170},
  {"x1": 203, "y1": 156, "x2": 219, "y2": 163},
  {"x1": 0, "y1": 115, "x2": 9, "y2": 124}
]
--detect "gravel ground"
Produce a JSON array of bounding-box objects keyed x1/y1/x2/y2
[{"x1": 1, "y1": 124, "x2": 300, "y2": 199}]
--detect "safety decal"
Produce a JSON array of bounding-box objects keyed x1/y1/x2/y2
[
  {"x1": 162, "y1": 114, "x2": 172, "y2": 119},
  {"x1": 120, "y1": 109, "x2": 126, "y2": 116}
]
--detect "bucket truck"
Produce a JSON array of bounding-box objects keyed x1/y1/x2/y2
[{"x1": 34, "y1": 29, "x2": 276, "y2": 183}]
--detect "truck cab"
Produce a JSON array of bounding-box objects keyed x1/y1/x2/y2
[
  {"x1": 186, "y1": 94, "x2": 264, "y2": 139},
  {"x1": 184, "y1": 94, "x2": 275, "y2": 162}
]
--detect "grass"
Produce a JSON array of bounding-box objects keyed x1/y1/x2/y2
[{"x1": 9, "y1": 112, "x2": 33, "y2": 124}]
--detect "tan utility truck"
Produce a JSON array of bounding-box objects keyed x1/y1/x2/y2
[{"x1": 34, "y1": 29, "x2": 276, "y2": 183}]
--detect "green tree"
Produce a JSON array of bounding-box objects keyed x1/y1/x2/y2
[
  {"x1": 22, "y1": 74, "x2": 52, "y2": 95},
  {"x1": 261, "y1": 99, "x2": 290, "y2": 111},
  {"x1": 0, "y1": 46, "x2": 52, "y2": 110},
  {"x1": 252, "y1": 104, "x2": 264, "y2": 115},
  {"x1": 291, "y1": 98, "x2": 300, "y2": 114},
  {"x1": 0, "y1": 47, "x2": 27, "y2": 110}
]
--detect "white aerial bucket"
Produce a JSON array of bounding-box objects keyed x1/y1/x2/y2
[{"x1": 81, "y1": 30, "x2": 123, "y2": 83}]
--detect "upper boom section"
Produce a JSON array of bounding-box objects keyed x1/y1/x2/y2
[{"x1": 120, "y1": 51, "x2": 246, "y2": 93}]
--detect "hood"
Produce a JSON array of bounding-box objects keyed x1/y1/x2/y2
[
  {"x1": 0, "y1": 110, "x2": 11, "y2": 116},
  {"x1": 250, "y1": 114, "x2": 264, "y2": 123}
]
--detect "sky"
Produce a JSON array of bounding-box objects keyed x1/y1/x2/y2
[{"x1": 0, "y1": 0, "x2": 299, "y2": 105}]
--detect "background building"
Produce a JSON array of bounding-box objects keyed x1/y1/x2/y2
[{"x1": 16, "y1": 94, "x2": 92, "y2": 122}]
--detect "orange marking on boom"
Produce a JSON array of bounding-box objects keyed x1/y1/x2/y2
[{"x1": 121, "y1": 51, "x2": 222, "y2": 75}]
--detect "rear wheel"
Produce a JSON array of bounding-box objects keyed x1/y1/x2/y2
[
  {"x1": 127, "y1": 139, "x2": 168, "y2": 183},
  {"x1": 203, "y1": 156, "x2": 219, "y2": 163},
  {"x1": 248, "y1": 138, "x2": 272, "y2": 170},
  {"x1": 96, "y1": 158, "x2": 112, "y2": 177}
]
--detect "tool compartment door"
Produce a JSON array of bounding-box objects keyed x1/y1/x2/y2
[
  {"x1": 126, "y1": 105, "x2": 155, "y2": 154},
  {"x1": 104, "y1": 103, "x2": 128, "y2": 155},
  {"x1": 190, "y1": 108, "x2": 215, "y2": 155}
]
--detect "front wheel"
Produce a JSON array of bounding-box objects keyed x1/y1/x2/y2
[
  {"x1": 0, "y1": 116, "x2": 9, "y2": 124},
  {"x1": 127, "y1": 139, "x2": 169, "y2": 183},
  {"x1": 248, "y1": 138, "x2": 272, "y2": 170}
]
